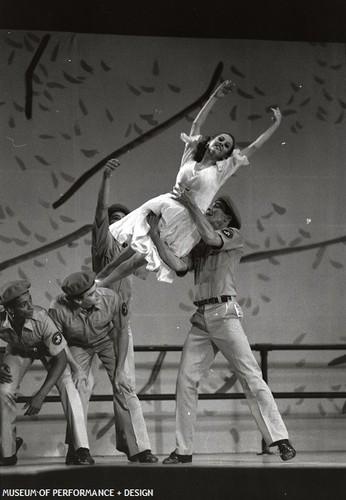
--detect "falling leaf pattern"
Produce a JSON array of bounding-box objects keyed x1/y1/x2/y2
[
  {"x1": 7, "y1": 50, "x2": 15, "y2": 65},
  {"x1": 105, "y1": 109, "x2": 114, "y2": 122},
  {"x1": 49, "y1": 217, "x2": 59, "y2": 230},
  {"x1": 101, "y1": 60, "x2": 112, "y2": 71},
  {"x1": 78, "y1": 98, "x2": 88, "y2": 116},
  {"x1": 34, "y1": 233, "x2": 47, "y2": 243},
  {"x1": 14, "y1": 156, "x2": 26, "y2": 171},
  {"x1": 17, "y1": 221, "x2": 31, "y2": 237},
  {"x1": 256, "y1": 219, "x2": 264, "y2": 232},
  {"x1": 299, "y1": 228, "x2": 311, "y2": 238},
  {"x1": 260, "y1": 294, "x2": 271, "y2": 303},
  {"x1": 312, "y1": 247, "x2": 326, "y2": 269},
  {"x1": 80, "y1": 149, "x2": 99, "y2": 158},
  {"x1": 8, "y1": 116, "x2": 15, "y2": 128},
  {"x1": 5, "y1": 207, "x2": 15, "y2": 217},
  {"x1": 127, "y1": 82, "x2": 141, "y2": 95},
  {"x1": 38, "y1": 103, "x2": 50, "y2": 112},
  {"x1": 18, "y1": 268, "x2": 28, "y2": 279},
  {"x1": 4, "y1": 37, "x2": 23, "y2": 49},
  {"x1": 63, "y1": 71, "x2": 83, "y2": 84},
  {"x1": 254, "y1": 86, "x2": 265, "y2": 96},
  {"x1": 272, "y1": 203, "x2": 286, "y2": 215},
  {"x1": 289, "y1": 237, "x2": 303, "y2": 247},
  {"x1": 237, "y1": 88, "x2": 254, "y2": 99},
  {"x1": 247, "y1": 114, "x2": 262, "y2": 121},
  {"x1": 60, "y1": 171, "x2": 76, "y2": 183},
  {"x1": 0, "y1": 205, "x2": 5, "y2": 220},
  {"x1": 13, "y1": 238, "x2": 28, "y2": 247},
  {"x1": 329, "y1": 259, "x2": 343, "y2": 269},
  {"x1": 257, "y1": 273, "x2": 270, "y2": 281},
  {"x1": 51, "y1": 173, "x2": 59, "y2": 188},
  {"x1": 293, "y1": 333, "x2": 307, "y2": 344},
  {"x1": 13, "y1": 101, "x2": 24, "y2": 112},
  {"x1": 0, "y1": 34, "x2": 345, "y2": 436},
  {"x1": 60, "y1": 215, "x2": 76, "y2": 223},
  {"x1": 47, "y1": 82, "x2": 65, "y2": 89},
  {"x1": 167, "y1": 84, "x2": 181, "y2": 93},
  {"x1": 80, "y1": 60, "x2": 94, "y2": 74},
  {"x1": 0, "y1": 235, "x2": 12, "y2": 243}
]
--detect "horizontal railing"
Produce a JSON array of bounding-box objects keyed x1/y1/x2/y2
[{"x1": 1, "y1": 344, "x2": 346, "y2": 403}]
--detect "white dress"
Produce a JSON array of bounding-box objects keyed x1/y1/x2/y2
[{"x1": 109, "y1": 133, "x2": 249, "y2": 282}]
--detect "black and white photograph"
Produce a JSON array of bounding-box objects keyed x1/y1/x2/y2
[{"x1": 0, "y1": 2, "x2": 346, "y2": 498}]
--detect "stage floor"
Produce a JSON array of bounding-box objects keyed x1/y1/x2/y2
[
  {"x1": 1, "y1": 453, "x2": 345, "y2": 500},
  {"x1": 1, "y1": 451, "x2": 346, "y2": 472}
]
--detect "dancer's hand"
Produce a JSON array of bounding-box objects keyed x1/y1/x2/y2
[
  {"x1": 23, "y1": 392, "x2": 46, "y2": 416},
  {"x1": 212, "y1": 80, "x2": 235, "y2": 99},
  {"x1": 104, "y1": 158, "x2": 120, "y2": 178},
  {"x1": 173, "y1": 186, "x2": 195, "y2": 209},
  {"x1": 147, "y1": 212, "x2": 161, "y2": 235},
  {"x1": 0, "y1": 364, "x2": 12, "y2": 384},
  {"x1": 270, "y1": 107, "x2": 282, "y2": 125},
  {"x1": 115, "y1": 368, "x2": 131, "y2": 393},
  {"x1": 72, "y1": 366, "x2": 88, "y2": 392}
]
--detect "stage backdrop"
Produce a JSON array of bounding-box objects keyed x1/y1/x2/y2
[{"x1": 0, "y1": 31, "x2": 345, "y2": 456}]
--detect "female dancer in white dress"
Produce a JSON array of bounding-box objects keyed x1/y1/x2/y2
[{"x1": 96, "y1": 80, "x2": 282, "y2": 285}]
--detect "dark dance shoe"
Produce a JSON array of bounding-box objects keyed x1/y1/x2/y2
[
  {"x1": 16, "y1": 437, "x2": 24, "y2": 453},
  {"x1": 65, "y1": 444, "x2": 76, "y2": 465},
  {"x1": 129, "y1": 450, "x2": 158, "y2": 463},
  {"x1": 162, "y1": 451, "x2": 192, "y2": 464},
  {"x1": 69, "y1": 447, "x2": 95, "y2": 465},
  {"x1": 276, "y1": 440, "x2": 296, "y2": 461},
  {"x1": 0, "y1": 437, "x2": 24, "y2": 466},
  {"x1": 0, "y1": 455, "x2": 18, "y2": 466}
]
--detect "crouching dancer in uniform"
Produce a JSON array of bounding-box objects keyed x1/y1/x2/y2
[
  {"x1": 49, "y1": 271, "x2": 157, "y2": 463},
  {"x1": 147, "y1": 191, "x2": 296, "y2": 463},
  {"x1": 0, "y1": 280, "x2": 93, "y2": 466}
]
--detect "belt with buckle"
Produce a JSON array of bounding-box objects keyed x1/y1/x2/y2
[{"x1": 193, "y1": 295, "x2": 234, "y2": 307}]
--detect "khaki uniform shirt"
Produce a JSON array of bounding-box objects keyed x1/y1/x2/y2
[
  {"x1": 0, "y1": 306, "x2": 66, "y2": 358},
  {"x1": 181, "y1": 227, "x2": 244, "y2": 301},
  {"x1": 49, "y1": 287, "x2": 126, "y2": 349},
  {"x1": 91, "y1": 211, "x2": 148, "y2": 315}
]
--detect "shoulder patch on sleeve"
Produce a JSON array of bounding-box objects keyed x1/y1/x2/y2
[
  {"x1": 52, "y1": 332, "x2": 63, "y2": 345},
  {"x1": 121, "y1": 302, "x2": 128, "y2": 316},
  {"x1": 222, "y1": 228, "x2": 234, "y2": 239}
]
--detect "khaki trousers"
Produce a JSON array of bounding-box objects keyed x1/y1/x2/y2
[
  {"x1": 175, "y1": 300, "x2": 289, "y2": 455},
  {"x1": 0, "y1": 353, "x2": 88, "y2": 458},
  {"x1": 69, "y1": 328, "x2": 151, "y2": 458}
]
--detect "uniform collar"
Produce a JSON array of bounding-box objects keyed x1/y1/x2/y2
[
  {"x1": 61, "y1": 295, "x2": 101, "y2": 313},
  {"x1": 1, "y1": 308, "x2": 41, "y2": 332},
  {"x1": 79, "y1": 304, "x2": 100, "y2": 314}
]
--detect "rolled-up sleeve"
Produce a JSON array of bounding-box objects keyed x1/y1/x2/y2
[
  {"x1": 217, "y1": 228, "x2": 244, "y2": 251},
  {"x1": 40, "y1": 312, "x2": 67, "y2": 357}
]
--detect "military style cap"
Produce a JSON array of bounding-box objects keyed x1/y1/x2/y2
[
  {"x1": 213, "y1": 195, "x2": 242, "y2": 229},
  {"x1": 0, "y1": 280, "x2": 31, "y2": 305},
  {"x1": 61, "y1": 271, "x2": 96, "y2": 297},
  {"x1": 108, "y1": 203, "x2": 130, "y2": 218}
]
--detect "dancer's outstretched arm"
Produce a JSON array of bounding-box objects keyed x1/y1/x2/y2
[
  {"x1": 92, "y1": 159, "x2": 120, "y2": 273},
  {"x1": 94, "y1": 158, "x2": 119, "y2": 224},
  {"x1": 190, "y1": 80, "x2": 234, "y2": 136},
  {"x1": 240, "y1": 107, "x2": 282, "y2": 159}
]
